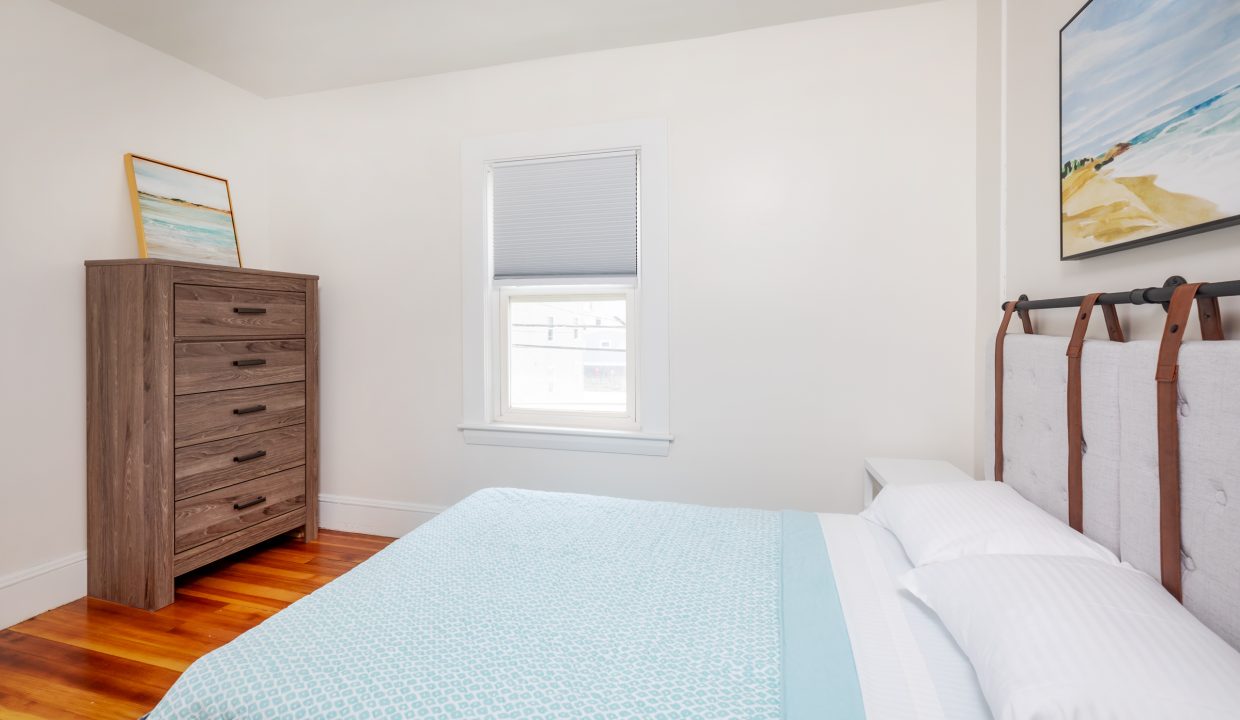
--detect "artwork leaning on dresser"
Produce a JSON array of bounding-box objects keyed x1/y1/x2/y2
[{"x1": 85, "y1": 259, "x2": 319, "y2": 611}]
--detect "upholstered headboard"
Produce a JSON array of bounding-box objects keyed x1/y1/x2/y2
[{"x1": 987, "y1": 334, "x2": 1240, "y2": 650}]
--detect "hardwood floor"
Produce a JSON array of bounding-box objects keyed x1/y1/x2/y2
[{"x1": 0, "y1": 530, "x2": 393, "y2": 719}]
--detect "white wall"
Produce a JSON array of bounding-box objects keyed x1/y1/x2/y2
[
  {"x1": 0, "y1": 0, "x2": 980, "y2": 625},
  {"x1": 268, "y1": 0, "x2": 980, "y2": 518},
  {"x1": 997, "y1": 0, "x2": 1240, "y2": 340},
  {"x1": 973, "y1": 0, "x2": 1003, "y2": 478},
  {"x1": 0, "y1": 0, "x2": 270, "y2": 616}
]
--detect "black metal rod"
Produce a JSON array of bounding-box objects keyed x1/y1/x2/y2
[{"x1": 1002, "y1": 278, "x2": 1240, "y2": 312}]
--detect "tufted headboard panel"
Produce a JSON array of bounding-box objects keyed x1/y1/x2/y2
[{"x1": 987, "y1": 334, "x2": 1240, "y2": 650}]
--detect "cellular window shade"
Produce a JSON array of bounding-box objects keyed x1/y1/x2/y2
[{"x1": 491, "y1": 151, "x2": 638, "y2": 279}]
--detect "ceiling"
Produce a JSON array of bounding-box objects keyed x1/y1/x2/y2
[{"x1": 51, "y1": 0, "x2": 938, "y2": 98}]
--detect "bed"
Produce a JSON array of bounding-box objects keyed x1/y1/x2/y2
[
  {"x1": 146, "y1": 488, "x2": 989, "y2": 719},
  {"x1": 146, "y1": 328, "x2": 1240, "y2": 719}
]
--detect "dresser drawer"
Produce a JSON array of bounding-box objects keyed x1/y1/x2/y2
[
  {"x1": 174, "y1": 467, "x2": 306, "y2": 553},
  {"x1": 175, "y1": 284, "x2": 306, "y2": 337},
  {"x1": 175, "y1": 425, "x2": 306, "y2": 501},
  {"x1": 175, "y1": 339, "x2": 306, "y2": 395},
  {"x1": 175, "y1": 382, "x2": 306, "y2": 447}
]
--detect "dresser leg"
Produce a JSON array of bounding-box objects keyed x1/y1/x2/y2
[
  {"x1": 291, "y1": 524, "x2": 318, "y2": 541},
  {"x1": 147, "y1": 578, "x2": 175, "y2": 612}
]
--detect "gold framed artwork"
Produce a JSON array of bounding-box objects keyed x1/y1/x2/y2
[{"x1": 124, "y1": 154, "x2": 242, "y2": 267}]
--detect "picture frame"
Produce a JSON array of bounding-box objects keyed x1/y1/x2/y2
[
  {"x1": 1060, "y1": 0, "x2": 1240, "y2": 260},
  {"x1": 124, "y1": 153, "x2": 242, "y2": 267}
]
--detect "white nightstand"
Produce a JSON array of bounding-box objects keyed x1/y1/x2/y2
[{"x1": 863, "y1": 457, "x2": 974, "y2": 507}]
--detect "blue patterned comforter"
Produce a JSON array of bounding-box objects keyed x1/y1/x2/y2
[{"x1": 147, "y1": 489, "x2": 862, "y2": 719}]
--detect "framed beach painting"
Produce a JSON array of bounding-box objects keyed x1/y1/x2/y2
[
  {"x1": 125, "y1": 154, "x2": 242, "y2": 267},
  {"x1": 1061, "y1": 0, "x2": 1240, "y2": 259}
]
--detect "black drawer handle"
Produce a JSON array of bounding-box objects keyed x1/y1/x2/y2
[
  {"x1": 233, "y1": 450, "x2": 267, "y2": 463},
  {"x1": 233, "y1": 307, "x2": 268, "y2": 314},
  {"x1": 233, "y1": 404, "x2": 267, "y2": 415},
  {"x1": 233, "y1": 358, "x2": 267, "y2": 367},
  {"x1": 233, "y1": 496, "x2": 266, "y2": 511}
]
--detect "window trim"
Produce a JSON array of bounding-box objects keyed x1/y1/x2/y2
[{"x1": 460, "y1": 120, "x2": 671, "y2": 456}]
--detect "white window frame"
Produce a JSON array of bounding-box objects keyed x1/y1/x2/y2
[{"x1": 460, "y1": 120, "x2": 671, "y2": 456}]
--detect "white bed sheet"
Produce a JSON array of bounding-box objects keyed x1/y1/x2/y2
[{"x1": 818, "y1": 513, "x2": 992, "y2": 720}]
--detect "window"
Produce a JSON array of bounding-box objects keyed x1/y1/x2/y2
[
  {"x1": 490, "y1": 150, "x2": 638, "y2": 429},
  {"x1": 500, "y1": 290, "x2": 634, "y2": 427},
  {"x1": 460, "y1": 121, "x2": 670, "y2": 455}
]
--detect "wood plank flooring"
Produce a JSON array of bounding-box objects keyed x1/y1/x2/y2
[{"x1": 0, "y1": 530, "x2": 393, "y2": 719}]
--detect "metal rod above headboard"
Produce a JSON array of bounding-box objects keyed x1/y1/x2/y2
[{"x1": 1001, "y1": 276, "x2": 1240, "y2": 312}]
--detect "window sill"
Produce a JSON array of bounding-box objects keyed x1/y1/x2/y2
[{"x1": 458, "y1": 423, "x2": 673, "y2": 456}]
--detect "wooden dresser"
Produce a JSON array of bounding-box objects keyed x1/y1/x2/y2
[{"x1": 85, "y1": 259, "x2": 319, "y2": 611}]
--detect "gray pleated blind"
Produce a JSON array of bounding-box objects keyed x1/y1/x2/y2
[{"x1": 491, "y1": 151, "x2": 638, "y2": 279}]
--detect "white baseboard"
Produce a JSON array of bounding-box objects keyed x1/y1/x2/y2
[
  {"x1": 318, "y1": 494, "x2": 443, "y2": 538},
  {"x1": 0, "y1": 551, "x2": 87, "y2": 629},
  {"x1": 0, "y1": 496, "x2": 441, "y2": 629}
]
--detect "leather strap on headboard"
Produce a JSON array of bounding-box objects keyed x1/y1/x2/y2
[
  {"x1": 1156, "y1": 283, "x2": 1225, "y2": 601},
  {"x1": 995, "y1": 299, "x2": 1034, "y2": 483},
  {"x1": 1066, "y1": 293, "x2": 1124, "y2": 533},
  {"x1": 1198, "y1": 295, "x2": 1224, "y2": 340}
]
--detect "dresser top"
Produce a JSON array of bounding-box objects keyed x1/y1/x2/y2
[{"x1": 85, "y1": 258, "x2": 318, "y2": 280}]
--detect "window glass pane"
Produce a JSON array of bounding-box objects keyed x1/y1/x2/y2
[{"x1": 508, "y1": 296, "x2": 627, "y2": 414}]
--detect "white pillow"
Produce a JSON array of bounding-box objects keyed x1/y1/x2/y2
[
  {"x1": 860, "y1": 480, "x2": 1118, "y2": 566},
  {"x1": 902, "y1": 555, "x2": 1240, "y2": 720}
]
